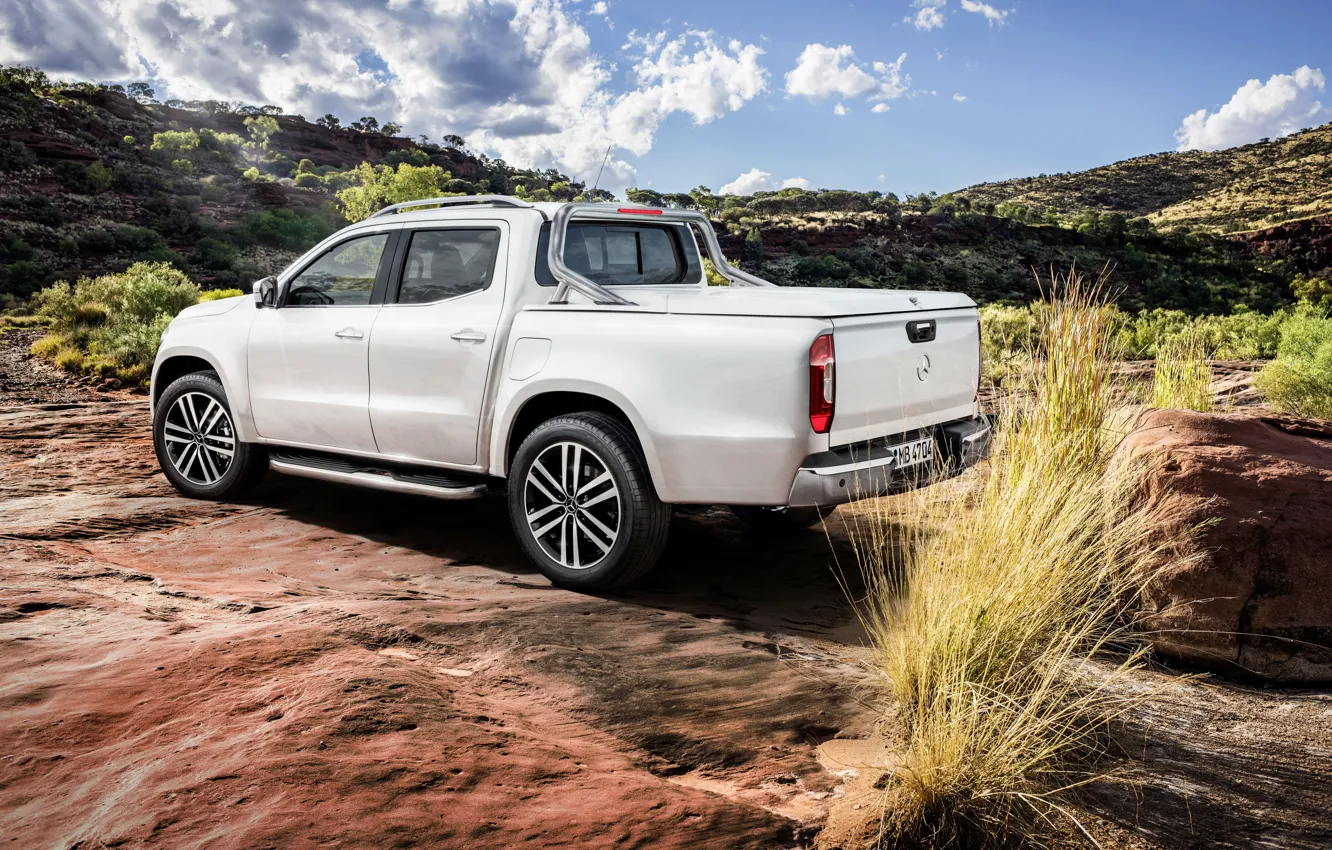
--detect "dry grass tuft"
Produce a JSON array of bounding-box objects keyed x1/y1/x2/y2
[
  {"x1": 841, "y1": 268, "x2": 1190, "y2": 848},
  {"x1": 1152, "y1": 334, "x2": 1214, "y2": 413}
]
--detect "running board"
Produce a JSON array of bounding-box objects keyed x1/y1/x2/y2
[{"x1": 268, "y1": 451, "x2": 490, "y2": 501}]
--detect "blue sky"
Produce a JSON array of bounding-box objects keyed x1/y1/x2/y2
[
  {"x1": 2, "y1": 0, "x2": 1329, "y2": 196},
  {"x1": 617, "y1": 0, "x2": 1332, "y2": 194}
]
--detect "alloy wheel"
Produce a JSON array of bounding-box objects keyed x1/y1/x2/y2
[
  {"x1": 162, "y1": 391, "x2": 236, "y2": 486},
  {"x1": 523, "y1": 441, "x2": 621, "y2": 570}
]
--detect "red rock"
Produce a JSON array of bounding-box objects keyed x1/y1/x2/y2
[{"x1": 1118, "y1": 409, "x2": 1332, "y2": 682}]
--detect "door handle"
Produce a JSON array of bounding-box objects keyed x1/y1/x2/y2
[
  {"x1": 334, "y1": 327, "x2": 365, "y2": 339},
  {"x1": 450, "y1": 330, "x2": 487, "y2": 343}
]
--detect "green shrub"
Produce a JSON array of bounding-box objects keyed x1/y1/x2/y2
[
  {"x1": 293, "y1": 171, "x2": 322, "y2": 189},
  {"x1": 0, "y1": 260, "x2": 54, "y2": 299},
  {"x1": 84, "y1": 161, "x2": 113, "y2": 193},
  {"x1": 232, "y1": 208, "x2": 336, "y2": 251},
  {"x1": 200, "y1": 288, "x2": 245, "y2": 302},
  {"x1": 1255, "y1": 313, "x2": 1332, "y2": 419},
  {"x1": 336, "y1": 161, "x2": 454, "y2": 222},
  {"x1": 31, "y1": 261, "x2": 202, "y2": 383},
  {"x1": 0, "y1": 139, "x2": 36, "y2": 171}
]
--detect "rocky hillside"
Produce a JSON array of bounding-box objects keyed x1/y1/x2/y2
[
  {"x1": 0, "y1": 66, "x2": 593, "y2": 305},
  {"x1": 956, "y1": 122, "x2": 1332, "y2": 234}
]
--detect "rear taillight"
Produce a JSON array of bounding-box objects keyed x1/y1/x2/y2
[
  {"x1": 809, "y1": 333, "x2": 835, "y2": 434},
  {"x1": 976, "y1": 319, "x2": 983, "y2": 397}
]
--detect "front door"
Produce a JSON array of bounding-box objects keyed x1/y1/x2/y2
[
  {"x1": 368, "y1": 224, "x2": 508, "y2": 466},
  {"x1": 248, "y1": 230, "x2": 395, "y2": 454}
]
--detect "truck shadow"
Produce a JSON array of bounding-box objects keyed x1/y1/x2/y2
[{"x1": 243, "y1": 474, "x2": 875, "y2": 648}]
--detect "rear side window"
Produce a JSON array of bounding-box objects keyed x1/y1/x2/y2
[
  {"x1": 535, "y1": 222, "x2": 700, "y2": 287},
  {"x1": 396, "y1": 228, "x2": 500, "y2": 304}
]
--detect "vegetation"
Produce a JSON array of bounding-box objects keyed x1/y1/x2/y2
[
  {"x1": 336, "y1": 161, "x2": 456, "y2": 222},
  {"x1": 1254, "y1": 312, "x2": 1332, "y2": 419},
  {"x1": 956, "y1": 122, "x2": 1332, "y2": 234},
  {"x1": 29, "y1": 262, "x2": 240, "y2": 384},
  {"x1": 1152, "y1": 333, "x2": 1215, "y2": 413},
  {"x1": 845, "y1": 273, "x2": 1192, "y2": 847}
]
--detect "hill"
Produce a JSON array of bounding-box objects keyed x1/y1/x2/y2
[
  {"x1": 0, "y1": 66, "x2": 599, "y2": 306},
  {"x1": 0, "y1": 62, "x2": 1324, "y2": 318},
  {"x1": 956, "y1": 122, "x2": 1332, "y2": 234}
]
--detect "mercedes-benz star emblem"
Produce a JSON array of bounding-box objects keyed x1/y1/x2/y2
[{"x1": 917, "y1": 353, "x2": 932, "y2": 381}]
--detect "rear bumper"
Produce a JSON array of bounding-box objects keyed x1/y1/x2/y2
[{"x1": 787, "y1": 416, "x2": 992, "y2": 508}]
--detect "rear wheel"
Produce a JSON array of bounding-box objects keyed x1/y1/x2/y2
[
  {"x1": 508, "y1": 412, "x2": 670, "y2": 590},
  {"x1": 153, "y1": 371, "x2": 268, "y2": 500},
  {"x1": 729, "y1": 505, "x2": 824, "y2": 533}
]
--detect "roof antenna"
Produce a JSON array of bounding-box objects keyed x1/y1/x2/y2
[{"x1": 591, "y1": 144, "x2": 612, "y2": 197}]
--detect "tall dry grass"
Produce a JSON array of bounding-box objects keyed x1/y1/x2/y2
[
  {"x1": 1152, "y1": 334, "x2": 1214, "y2": 413},
  {"x1": 843, "y1": 269, "x2": 1188, "y2": 848}
]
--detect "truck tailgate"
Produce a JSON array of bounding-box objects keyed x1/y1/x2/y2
[{"x1": 829, "y1": 309, "x2": 980, "y2": 447}]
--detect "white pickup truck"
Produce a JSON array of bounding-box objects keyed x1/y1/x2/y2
[{"x1": 150, "y1": 197, "x2": 989, "y2": 589}]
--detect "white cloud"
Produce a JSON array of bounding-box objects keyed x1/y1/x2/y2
[
  {"x1": 784, "y1": 43, "x2": 909, "y2": 113},
  {"x1": 872, "y1": 103, "x2": 890, "y2": 113},
  {"x1": 877, "y1": 173, "x2": 886, "y2": 183},
  {"x1": 0, "y1": 0, "x2": 767, "y2": 192},
  {"x1": 785, "y1": 43, "x2": 877, "y2": 100},
  {"x1": 1175, "y1": 66, "x2": 1330, "y2": 152},
  {"x1": 718, "y1": 169, "x2": 812, "y2": 195},
  {"x1": 909, "y1": 6, "x2": 945, "y2": 31},
  {"x1": 953, "y1": 93, "x2": 967, "y2": 102},
  {"x1": 589, "y1": 1, "x2": 608, "y2": 14},
  {"x1": 834, "y1": 102, "x2": 849, "y2": 115},
  {"x1": 960, "y1": 0, "x2": 1009, "y2": 24}
]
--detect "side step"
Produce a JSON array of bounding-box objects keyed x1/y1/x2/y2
[{"x1": 268, "y1": 451, "x2": 490, "y2": 501}]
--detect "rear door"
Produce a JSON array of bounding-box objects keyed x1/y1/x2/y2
[
  {"x1": 367, "y1": 223, "x2": 509, "y2": 466},
  {"x1": 828, "y1": 309, "x2": 980, "y2": 447},
  {"x1": 247, "y1": 229, "x2": 397, "y2": 453}
]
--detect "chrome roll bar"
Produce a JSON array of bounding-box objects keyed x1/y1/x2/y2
[{"x1": 548, "y1": 203, "x2": 775, "y2": 306}]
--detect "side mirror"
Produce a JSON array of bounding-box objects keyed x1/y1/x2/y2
[{"x1": 253, "y1": 276, "x2": 278, "y2": 309}]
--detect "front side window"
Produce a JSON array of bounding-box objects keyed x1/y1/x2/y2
[
  {"x1": 397, "y1": 228, "x2": 501, "y2": 304},
  {"x1": 535, "y1": 222, "x2": 695, "y2": 287},
  {"x1": 285, "y1": 233, "x2": 389, "y2": 306}
]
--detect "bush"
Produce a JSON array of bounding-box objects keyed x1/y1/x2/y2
[
  {"x1": 84, "y1": 161, "x2": 113, "y2": 193},
  {"x1": 1255, "y1": 312, "x2": 1332, "y2": 419},
  {"x1": 0, "y1": 260, "x2": 54, "y2": 299},
  {"x1": 293, "y1": 171, "x2": 322, "y2": 189},
  {"x1": 0, "y1": 138, "x2": 36, "y2": 171},
  {"x1": 231, "y1": 208, "x2": 337, "y2": 251},
  {"x1": 336, "y1": 161, "x2": 454, "y2": 222},
  {"x1": 849, "y1": 271, "x2": 1190, "y2": 846},
  {"x1": 30, "y1": 262, "x2": 202, "y2": 383}
]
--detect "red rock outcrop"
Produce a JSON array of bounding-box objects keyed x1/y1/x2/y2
[{"x1": 1117, "y1": 409, "x2": 1332, "y2": 682}]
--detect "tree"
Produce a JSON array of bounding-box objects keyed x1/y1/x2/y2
[
  {"x1": 350, "y1": 116, "x2": 380, "y2": 133},
  {"x1": 244, "y1": 115, "x2": 279, "y2": 152},
  {"x1": 336, "y1": 162, "x2": 455, "y2": 222},
  {"x1": 625, "y1": 188, "x2": 665, "y2": 207},
  {"x1": 380, "y1": 122, "x2": 402, "y2": 137},
  {"x1": 316, "y1": 113, "x2": 341, "y2": 129},
  {"x1": 126, "y1": 81, "x2": 155, "y2": 103},
  {"x1": 744, "y1": 227, "x2": 763, "y2": 263},
  {"x1": 441, "y1": 134, "x2": 466, "y2": 149}
]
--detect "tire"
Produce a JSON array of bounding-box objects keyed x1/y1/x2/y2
[
  {"x1": 153, "y1": 371, "x2": 268, "y2": 500},
  {"x1": 729, "y1": 505, "x2": 824, "y2": 533},
  {"x1": 508, "y1": 412, "x2": 670, "y2": 590}
]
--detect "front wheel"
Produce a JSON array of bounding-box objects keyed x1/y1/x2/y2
[
  {"x1": 729, "y1": 505, "x2": 824, "y2": 533},
  {"x1": 508, "y1": 413, "x2": 670, "y2": 590},
  {"x1": 153, "y1": 371, "x2": 268, "y2": 500}
]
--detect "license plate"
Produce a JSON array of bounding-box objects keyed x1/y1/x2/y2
[{"x1": 887, "y1": 436, "x2": 934, "y2": 470}]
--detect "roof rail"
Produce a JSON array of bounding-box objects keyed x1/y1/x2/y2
[{"x1": 367, "y1": 195, "x2": 534, "y2": 219}]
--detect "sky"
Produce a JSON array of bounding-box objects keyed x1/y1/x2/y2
[{"x1": 2, "y1": 0, "x2": 1330, "y2": 196}]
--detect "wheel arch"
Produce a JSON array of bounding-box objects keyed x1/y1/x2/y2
[
  {"x1": 500, "y1": 388, "x2": 664, "y2": 499},
  {"x1": 151, "y1": 354, "x2": 219, "y2": 409}
]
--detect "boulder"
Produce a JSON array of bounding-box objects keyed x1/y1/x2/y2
[{"x1": 1116, "y1": 409, "x2": 1332, "y2": 682}]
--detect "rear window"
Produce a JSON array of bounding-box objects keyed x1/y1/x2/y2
[{"x1": 535, "y1": 222, "x2": 700, "y2": 287}]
